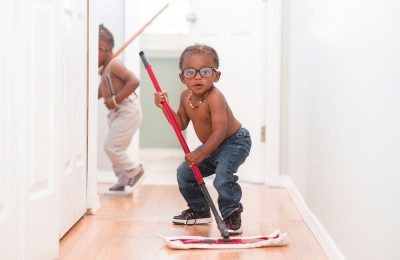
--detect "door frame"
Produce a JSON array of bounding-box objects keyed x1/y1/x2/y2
[
  {"x1": 264, "y1": 0, "x2": 283, "y2": 185},
  {"x1": 86, "y1": 0, "x2": 100, "y2": 214}
]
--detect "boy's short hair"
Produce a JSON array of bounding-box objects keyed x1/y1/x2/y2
[
  {"x1": 179, "y1": 44, "x2": 220, "y2": 69},
  {"x1": 99, "y1": 24, "x2": 114, "y2": 49}
]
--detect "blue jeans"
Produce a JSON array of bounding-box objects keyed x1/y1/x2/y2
[{"x1": 176, "y1": 128, "x2": 252, "y2": 219}]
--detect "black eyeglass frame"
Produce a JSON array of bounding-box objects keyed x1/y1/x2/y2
[{"x1": 181, "y1": 67, "x2": 218, "y2": 79}]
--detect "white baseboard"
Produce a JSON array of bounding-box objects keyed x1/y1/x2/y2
[
  {"x1": 279, "y1": 175, "x2": 346, "y2": 260},
  {"x1": 96, "y1": 148, "x2": 183, "y2": 185},
  {"x1": 97, "y1": 170, "x2": 117, "y2": 184},
  {"x1": 139, "y1": 148, "x2": 182, "y2": 158}
]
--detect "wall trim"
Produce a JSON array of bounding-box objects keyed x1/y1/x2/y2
[
  {"x1": 279, "y1": 175, "x2": 346, "y2": 260},
  {"x1": 97, "y1": 170, "x2": 117, "y2": 184}
]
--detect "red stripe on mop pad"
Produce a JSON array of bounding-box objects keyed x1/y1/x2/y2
[{"x1": 162, "y1": 230, "x2": 289, "y2": 249}]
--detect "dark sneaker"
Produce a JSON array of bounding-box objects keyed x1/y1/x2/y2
[
  {"x1": 223, "y1": 209, "x2": 242, "y2": 235},
  {"x1": 103, "y1": 183, "x2": 133, "y2": 196},
  {"x1": 172, "y1": 208, "x2": 212, "y2": 225},
  {"x1": 108, "y1": 183, "x2": 125, "y2": 192},
  {"x1": 127, "y1": 165, "x2": 145, "y2": 189}
]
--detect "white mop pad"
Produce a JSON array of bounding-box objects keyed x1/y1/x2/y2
[{"x1": 162, "y1": 229, "x2": 289, "y2": 249}]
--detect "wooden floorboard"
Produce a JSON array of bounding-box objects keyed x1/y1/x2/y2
[{"x1": 59, "y1": 183, "x2": 327, "y2": 260}]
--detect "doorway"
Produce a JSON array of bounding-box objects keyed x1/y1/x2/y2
[{"x1": 139, "y1": 56, "x2": 184, "y2": 149}]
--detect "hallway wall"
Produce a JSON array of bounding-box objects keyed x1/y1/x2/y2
[{"x1": 281, "y1": 0, "x2": 400, "y2": 259}]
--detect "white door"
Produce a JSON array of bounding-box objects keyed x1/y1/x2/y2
[
  {"x1": 23, "y1": 0, "x2": 61, "y2": 258},
  {"x1": 0, "y1": 0, "x2": 88, "y2": 258},
  {"x1": 187, "y1": 0, "x2": 268, "y2": 183},
  {"x1": 0, "y1": 101, "x2": 24, "y2": 260},
  {"x1": 0, "y1": 90, "x2": 23, "y2": 258},
  {"x1": 0, "y1": 2, "x2": 25, "y2": 259},
  {"x1": 59, "y1": 0, "x2": 88, "y2": 237}
]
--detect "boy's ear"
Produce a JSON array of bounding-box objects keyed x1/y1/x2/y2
[
  {"x1": 214, "y1": 71, "x2": 221, "y2": 82},
  {"x1": 179, "y1": 73, "x2": 185, "y2": 83}
]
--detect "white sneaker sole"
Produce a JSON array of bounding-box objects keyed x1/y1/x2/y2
[
  {"x1": 226, "y1": 226, "x2": 243, "y2": 235},
  {"x1": 103, "y1": 188, "x2": 134, "y2": 196},
  {"x1": 172, "y1": 217, "x2": 213, "y2": 225}
]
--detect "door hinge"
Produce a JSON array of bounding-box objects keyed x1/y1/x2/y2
[{"x1": 261, "y1": 125, "x2": 266, "y2": 143}]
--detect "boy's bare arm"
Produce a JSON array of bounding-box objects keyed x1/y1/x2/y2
[
  {"x1": 154, "y1": 91, "x2": 190, "y2": 130},
  {"x1": 111, "y1": 61, "x2": 139, "y2": 104}
]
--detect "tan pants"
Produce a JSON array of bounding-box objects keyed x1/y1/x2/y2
[{"x1": 104, "y1": 96, "x2": 142, "y2": 185}]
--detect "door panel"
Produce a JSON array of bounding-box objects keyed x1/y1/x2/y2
[
  {"x1": 59, "y1": 0, "x2": 88, "y2": 237},
  {"x1": 0, "y1": 2, "x2": 25, "y2": 259},
  {"x1": 188, "y1": 0, "x2": 267, "y2": 183},
  {"x1": 26, "y1": 1, "x2": 60, "y2": 259}
]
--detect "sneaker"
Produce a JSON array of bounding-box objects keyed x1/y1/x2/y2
[
  {"x1": 127, "y1": 165, "x2": 145, "y2": 189},
  {"x1": 223, "y1": 209, "x2": 242, "y2": 235},
  {"x1": 172, "y1": 208, "x2": 212, "y2": 225},
  {"x1": 109, "y1": 183, "x2": 125, "y2": 191},
  {"x1": 104, "y1": 183, "x2": 133, "y2": 196}
]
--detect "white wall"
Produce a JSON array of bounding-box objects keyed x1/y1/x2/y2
[{"x1": 282, "y1": 0, "x2": 400, "y2": 259}]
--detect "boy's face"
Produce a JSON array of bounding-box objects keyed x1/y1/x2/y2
[
  {"x1": 179, "y1": 53, "x2": 221, "y2": 96},
  {"x1": 98, "y1": 40, "x2": 112, "y2": 67}
]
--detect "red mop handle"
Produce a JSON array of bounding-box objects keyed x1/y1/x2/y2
[{"x1": 139, "y1": 51, "x2": 204, "y2": 185}]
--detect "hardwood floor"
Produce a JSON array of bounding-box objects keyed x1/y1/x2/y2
[{"x1": 59, "y1": 183, "x2": 327, "y2": 259}]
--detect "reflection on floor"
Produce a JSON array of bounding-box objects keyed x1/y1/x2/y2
[{"x1": 60, "y1": 184, "x2": 328, "y2": 259}]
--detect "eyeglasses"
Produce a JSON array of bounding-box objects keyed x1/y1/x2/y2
[{"x1": 181, "y1": 67, "x2": 217, "y2": 79}]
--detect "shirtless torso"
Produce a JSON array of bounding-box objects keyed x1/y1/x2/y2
[
  {"x1": 181, "y1": 86, "x2": 242, "y2": 144},
  {"x1": 99, "y1": 59, "x2": 139, "y2": 109}
]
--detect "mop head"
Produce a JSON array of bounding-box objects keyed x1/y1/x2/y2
[{"x1": 162, "y1": 229, "x2": 289, "y2": 249}]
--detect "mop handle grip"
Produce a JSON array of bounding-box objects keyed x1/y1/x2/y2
[
  {"x1": 139, "y1": 51, "x2": 205, "y2": 185},
  {"x1": 139, "y1": 51, "x2": 150, "y2": 67}
]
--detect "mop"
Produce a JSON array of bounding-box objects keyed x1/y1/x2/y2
[{"x1": 139, "y1": 51, "x2": 289, "y2": 249}]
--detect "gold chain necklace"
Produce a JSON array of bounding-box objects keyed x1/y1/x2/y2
[{"x1": 189, "y1": 88, "x2": 212, "y2": 109}]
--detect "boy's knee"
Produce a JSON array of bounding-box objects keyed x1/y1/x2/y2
[
  {"x1": 177, "y1": 163, "x2": 186, "y2": 176},
  {"x1": 213, "y1": 172, "x2": 238, "y2": 189},
  {"x1": 104, "y1": 142, "x2": 122, "y2": 158},
  {"x1": 176, "y1": 163, "x2": 193, "y2": 182},
  {"x1": 177, "y1": 161, "x2": 188, "y2": 172}
]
